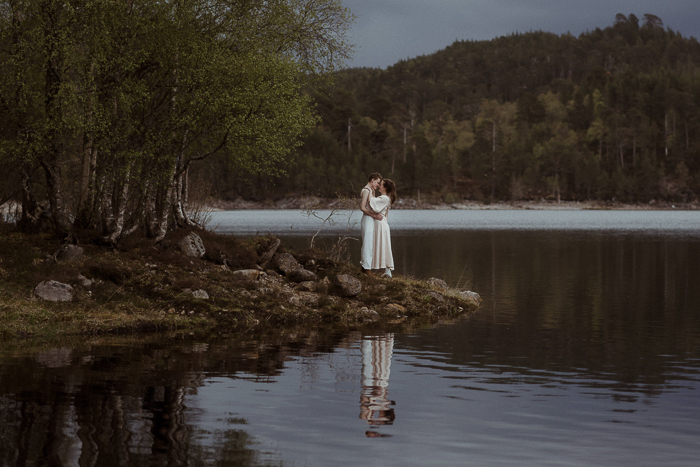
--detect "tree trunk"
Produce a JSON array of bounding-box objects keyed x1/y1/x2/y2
[
  {"x1": 664, "y1": 113, "x2": 668, "y2": 157},
  {"x1": 170, "y1": 130, "x2": 202, "y2": 230},
  {"x1": 492, "y1": 121, "x2": 496, "y2": 152},
  {"x1": 41, "y1": 158, "x2": 72, "y2": 234},
  {"x1": 620, "y1": 143, "x2": 624, "y2": 168},
  {"x1": 100, "y1": 174, "x2": 115, "y2": 235},
  {"x1": 172, "y1": 166, "x2": 202, "y2": 229},
  {"x1": 18, "y1": 164, "x2": 42, "y2": 232},
  {"x1": 76, "y1": 144, "x2": 97, "y2": 228},
  {"x1": 41, "y1": 23, "x2": 71, "y2": 234},
  {"x1": 144, "y1": 178, "x2": 160, "y2": 238},
  {"x1": 76, "y1": 86, "x2": 98, "y2": 227},
  {"x1": 403, "y1": 125, "x2": 407, "y2": 163},
  {"x1": 173, "y1": 169, "x2": 187, "y2": 227},
  {"x1": 154, "y1": 163, "x2": 177, "y2": 242},
  {"x1": 491, "y1": 146, "x2": 497, "y2": 201},
  {"x1": 154, "y1": 189, "x2": 171, "y2": 243},
  {"x1": 103, "y1": 163, "x2": 133, "y2": 243}
]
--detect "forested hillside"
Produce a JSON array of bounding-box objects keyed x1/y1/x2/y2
[{"x1": 222, "y1": 13, "x2": 700, "y2": 204}]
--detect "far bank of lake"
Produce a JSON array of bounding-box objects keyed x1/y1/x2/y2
[{"x1": 207, "y1": 196, "x2": 700, "y2": 212}]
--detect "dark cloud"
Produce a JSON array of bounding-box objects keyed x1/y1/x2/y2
[{"x1": 342, "y1": 0, "x2": 700, "y2": 68}]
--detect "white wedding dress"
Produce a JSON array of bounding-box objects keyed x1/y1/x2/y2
[
  {"x1": 369, "y1": 195, "x2": 394, "y2": 272},
  {"x1": 360, "y1": 186, "x2": 375, "y2": 270}
]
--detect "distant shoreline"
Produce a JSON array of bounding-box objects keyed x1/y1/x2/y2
[
  {"x1": 2, "y1": 198, "x2": 698, "y2": 224},
  {"x1": 207, "y1": 197, "x2": 700, "y2": 212}
]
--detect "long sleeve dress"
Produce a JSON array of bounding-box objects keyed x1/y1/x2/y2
[
  {"x1": 360, "y1": 186, "x2": 375, "y2": 270},
  {"x1": 369, "y1": 195, "x2": 394, "y2": 270}
]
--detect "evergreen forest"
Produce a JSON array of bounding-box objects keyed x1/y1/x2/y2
[{"x1": 222, "y1": 13, "x2": 700, "y2": 205}]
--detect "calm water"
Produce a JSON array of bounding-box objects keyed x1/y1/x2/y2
[{"x1": 1, "y1": 210, "x2": 699, "y2": 466}]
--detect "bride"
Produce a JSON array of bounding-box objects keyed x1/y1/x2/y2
[{"x1": 369, "y1": 179, "x2": 396, "y2": 278}]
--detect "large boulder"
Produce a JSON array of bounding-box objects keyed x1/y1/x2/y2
[
  {"x1": 273, "y1": 253, "x2": 301, "y2": 275},
  {"x1": 332, "y1": 274, "x2": 362, "y2": 297},
  {"x1": 287, "y1": 268, "x2": 317, "y2": 283},
  {"x1": 34, "y1": 280, "x2": 74, "y2": 302},
  {"x1": 178, "y1": 232, "x2": 205, "y2": 258},
  {"x1": 258, "y1": 238, "x2": 281, "y2": 268}
]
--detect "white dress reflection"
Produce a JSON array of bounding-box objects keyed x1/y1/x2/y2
[{"x1": 359, "y1": 334, "x2": 395, "y2": 437}]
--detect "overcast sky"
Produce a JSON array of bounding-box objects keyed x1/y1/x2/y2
[{"x1": 341, "y1": 0, "x2": 700, "y2": 69}]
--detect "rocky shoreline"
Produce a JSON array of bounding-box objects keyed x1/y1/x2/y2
[{"x1": 0, "y1": 228, "x2": 481, "y2": 340}]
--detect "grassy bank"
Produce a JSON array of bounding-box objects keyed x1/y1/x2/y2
[{"x1": 0, "y1": 226, "x2": 480, "y2": 341}]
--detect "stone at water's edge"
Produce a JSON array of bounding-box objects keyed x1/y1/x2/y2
[
  {"x1": 34, "y1": 280, "x2": 74, "y2": 302},
  {"x1": 332, "y1": 274, "x2": 362, "y2": 297},
  {"x1": 427, "y1": 277, "x2": 449, "y2": 289},
  {"x1": 384, "y1": 303, "x2": 406, "y2": 313},
  {"x1": 460, "y1": 291, "x2": 482, "y2": 307},
  {"x1": 179, "y1": 232, "x2": 206, "y2": 258}
]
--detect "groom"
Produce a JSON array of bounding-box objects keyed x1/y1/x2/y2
[{"x1": 360, "y1": 173, "x2": 383, "y2": 276}]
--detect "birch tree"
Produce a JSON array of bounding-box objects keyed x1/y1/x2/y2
[{"x1": 0, "y1": 0, "x2": 353, "y2": 238}]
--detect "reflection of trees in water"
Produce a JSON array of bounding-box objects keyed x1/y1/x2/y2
[
  {"x1": 0, "y1": 375, "x2": 254, "y2": 466},
  {"x1": 0, "y1": 330, "x2": 357, "y2": 466},
  {"x1": 360, "y1": 334, "x2": 395, "y2": 437},
  {"x1": 0, "y1": 326, "x2": 418, "y2": 462},
  {"x1": 395, "y1": 232, "x2": 700, "y2": 398}
]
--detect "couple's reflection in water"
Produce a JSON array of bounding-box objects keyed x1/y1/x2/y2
[{"x1": 359, "y1": 334, "x2": 396, "y2": 438}]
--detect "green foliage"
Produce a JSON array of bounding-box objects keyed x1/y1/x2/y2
[
  {"x1": 0, "y1": 0, "x2": 352, "y2": 234},
  {"x1": 215, "y1": 14, "x2": 700, "y2": 204}
]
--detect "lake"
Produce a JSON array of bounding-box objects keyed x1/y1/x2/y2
[{"x1": 1, "y1": 209, "x2": 699, "y2": 466}]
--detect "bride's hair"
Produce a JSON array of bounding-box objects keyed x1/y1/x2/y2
[{"x1": 382, "y1": 179, "x2": 397, "y2": 204}]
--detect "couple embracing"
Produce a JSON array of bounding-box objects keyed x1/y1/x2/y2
[{"x1": 360, "y1": 173, "x2": 397, "y2": 278}]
